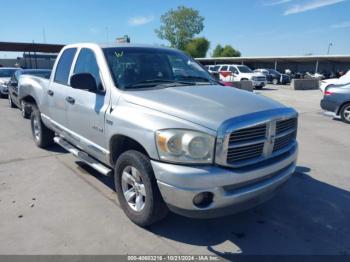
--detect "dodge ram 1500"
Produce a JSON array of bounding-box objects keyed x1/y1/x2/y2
[{"x1": 19, "y1": 43, "x2": 298, "y2": 226}]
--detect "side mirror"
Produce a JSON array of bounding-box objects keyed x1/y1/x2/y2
[{"x1": 70, "y1": 73, "x2": 97, "y2": 91}]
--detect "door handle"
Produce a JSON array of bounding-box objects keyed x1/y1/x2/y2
[
  {"x1": 47, "y1": 90, "x2": 54, "y2": 96},
  {"x1": 66, "y1": 96, "x2": 75, "y2": 105}
]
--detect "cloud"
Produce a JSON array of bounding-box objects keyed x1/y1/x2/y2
[
  {"x1": 128, "y1": 15, "x2": 154, "y2": 26},
  {"x1": 331, "y1": 21, "x2": 350, "y2": 28},
  {"x1": 284, "y1": 0, "x2": 345, "y2": 15},
  {"x1": 264, "y1": 0, "x2": 292, "y2": 6}
]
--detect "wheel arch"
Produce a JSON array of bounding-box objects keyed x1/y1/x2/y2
[
  {"x1": 109, "y1": 134, "x2": 150, "y2": 166},
  {"x1": 337, "y1": 101, "x2": 350, "y2": 115}
]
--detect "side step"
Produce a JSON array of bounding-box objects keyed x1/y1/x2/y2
[{"x1": 54, "y1": 137, "x2": 113, "y2": 176}]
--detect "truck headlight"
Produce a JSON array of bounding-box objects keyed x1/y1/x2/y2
[{"x1": 156, "y1": 129, "x2": 215, "y2": 164}]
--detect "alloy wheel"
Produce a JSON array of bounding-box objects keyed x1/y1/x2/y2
[{"x1": 121, "y1": 166, "x2": 146, "y2": 212}]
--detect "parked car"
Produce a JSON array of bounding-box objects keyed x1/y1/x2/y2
[
  {"x1": 320, "y1": 70, "x2": 350, "y2": 93},
  {"x1": 254, "y1": 68, "x2": 290, "y2": 85},
  {"x1": 8, "y1": 69, "x2": 51, "y2": 118},
  {"x1": 19, "y1": 43, "x2": 298, "y2": 226},
  {"x1": 0, "y1": 67, "x2": 19, "y2": 97},
  {"x1": 321, "y1": 83, "x2": 350, "y2": 124},
  {"x1": 216, "y1": 64, "x2": 267, "y2": 89}
]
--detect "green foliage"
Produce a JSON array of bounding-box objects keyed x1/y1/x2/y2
[
  {"x1": 212, "y1": 44, "x2": 241, "y2": 57},
  {"x1": 184, "y1": 37, "x2": 210, "y2": 58},
  {"x1": 155, "y1": 6, "x2": 205, "y2": 50}
]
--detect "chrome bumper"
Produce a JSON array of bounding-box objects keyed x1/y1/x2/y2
[{"x1": 152, "y1": 144, "x2": 297, "y2": 218}]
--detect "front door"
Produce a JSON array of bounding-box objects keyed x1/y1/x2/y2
[{"x1": 65, "y1": 48, "x2": 109, "y2": 162}]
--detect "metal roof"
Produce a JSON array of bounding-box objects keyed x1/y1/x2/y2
[
  {"x1": 196, "y1": 55, "x2": 350, "y2": 64},
  {"x1": 0, "y1": 42, "x2": 64, "y2": 53}
]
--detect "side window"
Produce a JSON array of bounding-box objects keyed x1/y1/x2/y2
[
  {"x1": 54, "y1": 48, "x2": 77, "y2": 85},
  {"x1": 73, "y1": 48, "x2": 102, "y2": 90},
  {"x1": 229, "y1": 66, "x2": 238, "y2": 74},
  {"x1": 220, "y1": 66, "x2": 228, "y2": 71}
]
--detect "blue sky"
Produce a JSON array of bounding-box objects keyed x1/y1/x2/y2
[{"x1": 1, "y1": 0, "x2": 350, "y2": 58}]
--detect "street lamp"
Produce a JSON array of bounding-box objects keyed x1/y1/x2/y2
[{"x1": 327, "y1": 42, "x2": 333, "y2": 55}]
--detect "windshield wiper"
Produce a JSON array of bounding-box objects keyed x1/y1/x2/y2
[
  {"x1": 124, "y1": 79, "x2": 195, "y2": 89},
  {"x1": 177, "y1": 76, "x2": 215, "y2": 84}
]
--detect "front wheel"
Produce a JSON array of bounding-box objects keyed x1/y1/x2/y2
[
  {"x1": 272, "y1": 79, "x2": 279, "y2": 85},
  {"x1": 340, "y1": 103, "x2": 350, "y2": 124},
  {"x1": 8, "y1": 95, "x2": 16, "y2": 108},
  {"x1": 21, "y1": 100, "x2": 30, "y2": 119},
  {"x1": 115, "y1": 150, "x2": 168, "y2": 227},
  {"x1": 30, "y1": 105, "x2": 55, "y2": 148}
]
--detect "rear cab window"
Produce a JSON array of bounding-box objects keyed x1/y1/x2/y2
[{"x1": 54, "y1": 48, "x2": 77, "y2": 85}]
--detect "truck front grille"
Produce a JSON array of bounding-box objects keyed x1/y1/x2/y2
[
  {"x1": 227, "y1": 124, "x2": 266, "y2": 164},
  {"x1": 225, "y1": 117, "x2": 297, "y2": 168}
]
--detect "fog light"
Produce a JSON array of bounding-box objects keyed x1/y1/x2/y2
[{"x1": 193, "y1": 192, "x2": 214, "y2": 208}]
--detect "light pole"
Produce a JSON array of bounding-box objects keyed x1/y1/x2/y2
[{"x1": 327, "y1": 42, "x2": 333, "y2": 55}]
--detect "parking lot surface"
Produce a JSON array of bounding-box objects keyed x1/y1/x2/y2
[{"x1": 0, "y1": 85, "x2": 349, "y2": 256}]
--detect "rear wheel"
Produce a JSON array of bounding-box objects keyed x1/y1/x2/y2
[
  {"x1": 115, "y1": 150, "x2": 168, "y2": 227},
  {"x1": 30, "y1": 105, "x2": 55, "y2": 148},
  {"x1": 340, "y1": 103, "x2": 350, "y2": 124}
]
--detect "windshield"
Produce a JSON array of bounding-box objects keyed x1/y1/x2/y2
[
  {"x1": 103, "y1": 47, "x2": 214, "y2": 89},
  {"x1": 0, "y1": 68, "x2": 17, "y2": 78},
  {"x1": 268, "y1": 69, "x2": 281, "y2": 75},
  {"x1": 22, "y1": 70, "x2": 52, "y2": 79},
  {"x1": 237, "y1": 65, "x2": 253, "y2": 73}
]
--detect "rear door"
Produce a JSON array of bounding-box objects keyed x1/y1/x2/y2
[
  {"x1": 65, "y1": 48, "x2": 109, "y2": 161},
  {"x1": 47, "y1": 48, "x2": 77, "y2": 130}
]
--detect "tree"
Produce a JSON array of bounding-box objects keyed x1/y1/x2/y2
[
  {"x1": 155, "y1": 6, "x2": 204, "y2": 50},
  {"x1": 212, "y1": 44, "x2": 241, "y2": 57},
  {"x1": 184, "y1": 37, "x2": 210, "y2": 58}
]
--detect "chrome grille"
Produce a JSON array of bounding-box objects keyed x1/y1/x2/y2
[
  {"x1": 274, "y1": 131, "x2": 296, "y2": 152},
  {"x1": 224, "y1": 117, "x2": 297, "y2": 167},
  {"x1": 227, "y1": 124, "x2": 266, "y2": 164},
  {"x1": 227, "y1": 142, "x2": 264, "y2": 163},
  {"x1": 273, "y1": 118, "x2": 297, "y2": 153},
  {"x1": 229, "y1": 124, "x2": 266, "y2": 143},
  {"x1": 276, "y1": 118, "x2": 297, "y2": 135}
]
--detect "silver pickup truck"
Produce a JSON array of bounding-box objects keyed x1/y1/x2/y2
[{"x1": 19, "y1": 43, "x2": 298, "y2": 226}]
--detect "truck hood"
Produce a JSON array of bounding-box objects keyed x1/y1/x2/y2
[
  {"x1": 241, "y1": 72, "x2": 265, "y2": 79},
  {"x1": 122, "y1": 85, "x2": 286, "y2": 131},
  {"x1": 0, "y1": 77, "x2": 10, "y2": 84}
]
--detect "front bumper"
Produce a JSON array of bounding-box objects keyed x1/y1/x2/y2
[
  {"x1": 252, "y1": 80, "x2": 267, "y2": 87},
  {"x1": 152, "y1": 144, "x2": 297, "y2": 218},
  {"x1": 0, "y1": 85, "x2": 8, "y2": 95}
]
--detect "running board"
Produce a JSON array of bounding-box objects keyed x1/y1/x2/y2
[{"x1": 54, "y1": 137, "x2": 113, "y2": 176}]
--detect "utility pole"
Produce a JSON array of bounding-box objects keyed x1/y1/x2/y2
[
  {"x1": 105, "y1": 26, "x2": 109, "y2": 44},
  {"x1": 327, "y1": 42, "x2": 333, "y2": 55},
  {"x1": 42, "y1": 28, "x2": 47, "y2": 43}
]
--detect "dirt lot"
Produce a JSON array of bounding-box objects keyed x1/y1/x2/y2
[{"x1": 0, "y1": 85, "x2": 349, "y2": 257}]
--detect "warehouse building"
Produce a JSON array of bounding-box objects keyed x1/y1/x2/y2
[{"x1": 197, "y1": 55, "x2": 350, "y2": 75}]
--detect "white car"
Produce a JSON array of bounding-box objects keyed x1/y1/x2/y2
[
  {"x1": 216, "y1": 64, "x2": 267, "y2": 89},
  {"x1": 0, "y1": 67, "x2": 18, "y2": 97},
  {"x1": 320, "y1": 70, "x2": 350, "y2": 93}
]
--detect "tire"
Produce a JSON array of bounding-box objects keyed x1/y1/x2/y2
[
  {"x1": 340, "y1": 103, "x2": 350, "y2": 124},
  {"x1": 115, "y1": 150, "x2": 168, "y2": 227},
  {"x1": 30, "y1": 105, "x2": 55, "y2": 148},
  {"x1": 272, "y1": 79, "x2": 279, "y2": 85},
  {"x1": 8, "y1": 95, "x2": 16, "y2": 108},
  {"x1": 20, "y1": 100, "x2": 30, "y2": 119},
  {"x1": 255, "y1": 86, "x2": 263, "y2": 90}
]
